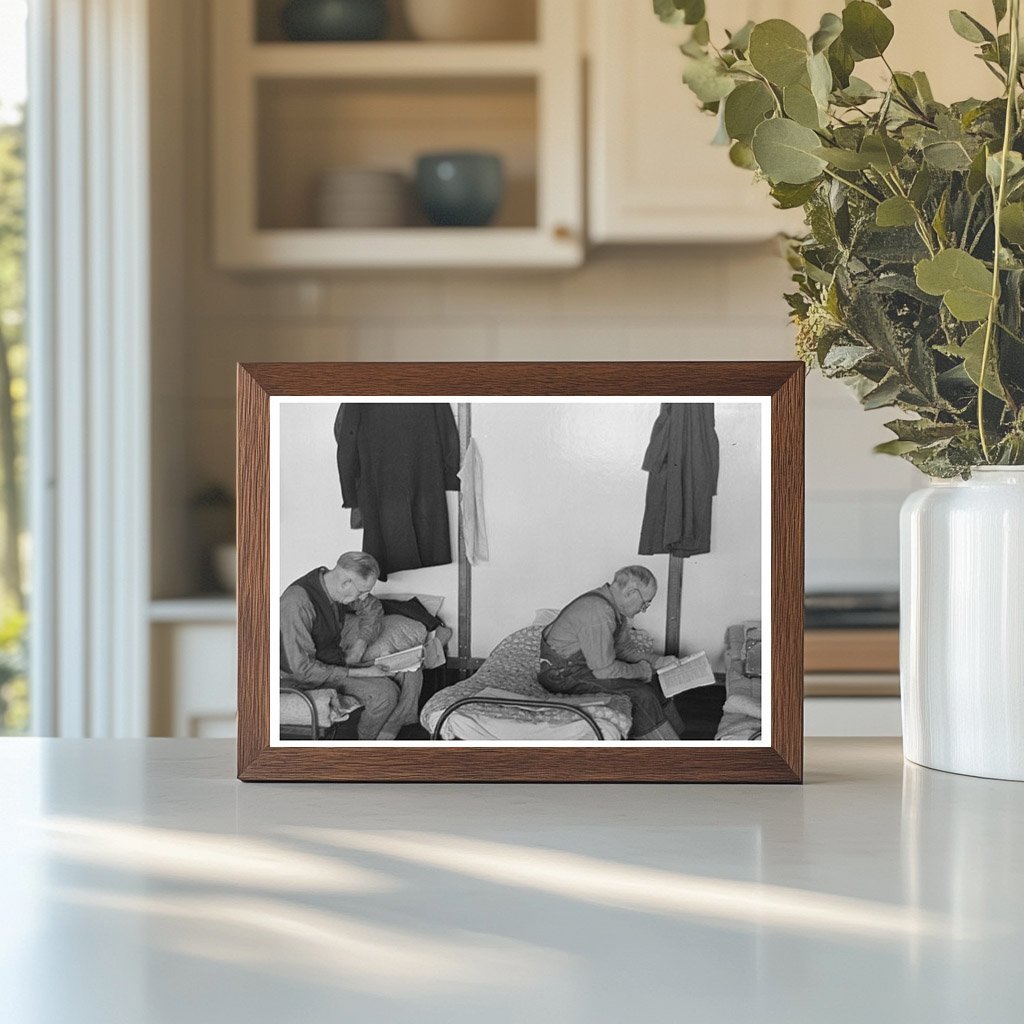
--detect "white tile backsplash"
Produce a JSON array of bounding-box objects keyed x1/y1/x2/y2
[{"x1": 181, "y1": 248, "x2": 918, "y2": 593}]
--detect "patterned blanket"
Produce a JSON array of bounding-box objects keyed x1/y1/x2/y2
[{"x1": 420, "y1": 625, "x2": 634, "y2": 740}]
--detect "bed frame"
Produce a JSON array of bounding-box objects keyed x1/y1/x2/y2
[{"x1": 430, "y1": 695, "x2": 605, "y2": 741}]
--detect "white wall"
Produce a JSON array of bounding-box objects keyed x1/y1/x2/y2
[
  {"x1": 277, "y1": 399, "x2": 761, "y2": 664},
  {"x1": 471, "y1": 400, "x2": 761, "y2": 661},
  {"x1": 277, "y1": 399, "x2": 460, "y2": 621}
]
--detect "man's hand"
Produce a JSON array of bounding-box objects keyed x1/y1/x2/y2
[
  {"x1": 345, "y1": 639, "x2": 368, "y2": 666},
  {"x1": 638, "y1": 661, "x2": 654, "y2": 682},
  {"x1": 653, "y1": 655, "x2": 676, "y2": 671}
]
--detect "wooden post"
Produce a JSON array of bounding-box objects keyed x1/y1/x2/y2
[
  {"x1": 457, "y1": 403, "x2": 472, "y2": 676},
  {"x1": 665, "y1": 554, "x2": 684, "y2": 657}
]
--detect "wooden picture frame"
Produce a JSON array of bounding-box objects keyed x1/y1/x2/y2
[{"x1": 237, "y1": 362, "x2": 804, "y2": 782}]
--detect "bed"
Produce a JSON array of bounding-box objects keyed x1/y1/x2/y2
[
  {"x1": 715, "y1": 621, "x2": 762, "y2": 741},
  {"x1": 420, "y1": 624, "x2": 635, "y2": 741},
  {"x1": 280, "y1": 597, "x2": 449, "y2": 740}
]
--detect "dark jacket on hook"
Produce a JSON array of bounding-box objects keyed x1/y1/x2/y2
[
  {"x1": 336, "y1": 403, "x2": 460, "y2": 579},
  {"x1": 638, "y1": 403, "x2": 719, "y2": 558}
]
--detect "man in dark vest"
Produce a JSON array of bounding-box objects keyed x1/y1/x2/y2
[
  {"x1": 538, "y1": 565, "x2": 685, "y2": 740},
  {"x1": 279, "y1": 551, "x2": 398, "y2": 739}
]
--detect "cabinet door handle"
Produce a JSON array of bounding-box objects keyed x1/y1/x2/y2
[{"x1": 553, "y1": 224, "x2": 575, "y2": 241}]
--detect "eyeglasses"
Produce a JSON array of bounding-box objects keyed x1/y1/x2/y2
[{"x1": 634, "y1": 589, "x2": 654, "y2": 612}]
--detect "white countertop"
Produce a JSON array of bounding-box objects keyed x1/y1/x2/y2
[{"x1": 0, "y1": 738, "x2": 1020, "y2": 1023}]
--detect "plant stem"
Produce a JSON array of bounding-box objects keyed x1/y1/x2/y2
[
  {"x1": 883, "y1": 170, "x2": 938, "y2": 255},
  {"x1": 822, "y1": 167, "x2": 880, "y2": 205},
  {"x1": 978, "y1": 0, "x2": 1021, "y2": 462}
]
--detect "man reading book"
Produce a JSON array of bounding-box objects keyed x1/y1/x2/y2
[
  {"x1": 279, "y1": 551, "x2": 398, "y2": 739},
  {"x1": 538, "y1": 565, "x2": 685, "y2": 740}
]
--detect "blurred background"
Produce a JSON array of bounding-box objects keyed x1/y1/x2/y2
[{"x1": 0, "y1": 0, "x2": 998, "y2": 739}]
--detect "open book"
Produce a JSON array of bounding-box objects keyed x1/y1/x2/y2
[
  {"x1": 373, "y1": 644, "x2": 424, "y2": 673},
  {"x1": 656, "y1": 651, "x2": 715, "y2": 698}
]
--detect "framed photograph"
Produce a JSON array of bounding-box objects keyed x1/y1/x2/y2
[{"x1": 237, "y1": 362, "x2": 804, "y2": 782}]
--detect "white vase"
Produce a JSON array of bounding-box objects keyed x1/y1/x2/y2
[{"x1": 900, "y1": 467, "x2": 1024, "y2": 780}]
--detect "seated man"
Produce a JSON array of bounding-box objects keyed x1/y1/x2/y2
[
  {"x1": 279, "y1": 551, "x2": 398, "y2": 739},
  {"x1": 538, "y1": 565, "x2": 685, "y2": 741}
]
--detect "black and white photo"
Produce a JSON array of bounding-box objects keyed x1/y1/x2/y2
[{"x1": 270, "y1": 396, "x2": 770, "y2": 746}]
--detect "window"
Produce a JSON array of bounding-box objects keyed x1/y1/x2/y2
[{"x1": 0, "y1": 0, "x2": 28, "y2": 734}]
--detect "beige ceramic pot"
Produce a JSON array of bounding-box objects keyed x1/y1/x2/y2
[{"x1": 403, "y1": 0, "x2": 534, "y2": 41}]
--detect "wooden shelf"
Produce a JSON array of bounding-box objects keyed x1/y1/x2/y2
[
  {"x1": 217, "y1": 226, "x2": 580, "y2": 270},
  {"x1": 249, "y1": 42, "x2": 544, "y2": 78},
  {"x1": 212, "y1": 0, "x2": 582, "y2": 269}
]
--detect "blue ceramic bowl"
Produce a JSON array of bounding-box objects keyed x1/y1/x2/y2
[
  {"x1": 281, "y1": 0, "x2": 388, "y2": 42},
  {"x1": 415, "y1": 152, "x2": 505, "y2": 228}
]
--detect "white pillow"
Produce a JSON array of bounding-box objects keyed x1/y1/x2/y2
[{"x1": 364, "y1": 614, "x2": 428, "y2": 659}]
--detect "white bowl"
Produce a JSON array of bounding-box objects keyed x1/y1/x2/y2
[{"x1": 315, "y1": 168, "x2": 408, "y2": 228}]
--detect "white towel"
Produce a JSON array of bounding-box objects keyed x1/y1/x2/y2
[{"x1": 458, "y1": 438, "x2": 489, "y2": 565}]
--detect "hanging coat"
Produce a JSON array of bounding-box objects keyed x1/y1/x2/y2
[
  {"x1": 336, "y1": 403, "x2": 460, "y2": 578},
  {"x1": 638, "y1": 403, "x2": 719, "y2": 558}
]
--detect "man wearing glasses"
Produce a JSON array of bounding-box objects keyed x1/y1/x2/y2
[
  {"x1": 538, "y1": 566, "x2": 685, "y2": 740},
  {"x1": 279, "y1": 551, "x2": 398, "y2": 739}
]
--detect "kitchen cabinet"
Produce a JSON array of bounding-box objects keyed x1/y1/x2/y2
[
  {"x1": 586, "y1": 0, "x2": 999, "y2": 244},
  {"x1": 150, "y1": 600, "x2": 237, "y2": 738},
  {"x1": 587, "y1": 0, "x2": 812, "y2": 243},
  {"x1": 211, "y1": 0, "x2": 583, "y2": 269}
]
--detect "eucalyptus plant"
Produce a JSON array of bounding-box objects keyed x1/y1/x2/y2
[{"x1": 657, "y1": 0, "x2": 1024, "y2": 476}]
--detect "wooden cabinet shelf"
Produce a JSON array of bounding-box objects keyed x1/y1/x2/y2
[
  {"x1": 212, "y1": 0, "x2": 581, "y2": 269},
  {"x1": 249, "y1": 42, "x2": 545, "y2": 78}
]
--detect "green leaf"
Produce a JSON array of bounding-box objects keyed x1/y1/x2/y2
[
  {"x1": 993, "y1": 0, "x2": 1008, "y2": 24},
  {"x1": 808, "y1": 51, "x2": 833, "y2": 110},
  {"x1": 842, "y1": 1, "x2": 895, "y2": 59},
  {"x1": 913, "y1": 71, "x2": 935, "y2": 104},
  {"x1": 653, "y1": 0, "x2": 705, "y2": 26},
  {"x1": 939, "y1": 325, "x2": 1006, "y2": 398},
  {"x1": 837, "y1": 76, "x2": 879, "y2": 104},
  {"x1": 724, "y1": 20, "x2": 755, "y2": 53},
  {"x1": 922, "y1": 140, "x2": 973, "y2": 171},
  {"x1": 1000, "y1": 203, "x2": 1024, "y2": 245},
  {"x1": 810, "y1": 12, "x2": 843, "y2": 54},
  {"x1": 828, "y1": 36, "x2": 856, "y2": 89},
  {"x1": 884, "y1": 418, "x2": 963, "y2": 443},
  {"x1": 723, "y1": 81, "x2": 775, "y2": 144},
  {"x1": 915, "y1": 249, "x2": 994, "y2": 322},
  {"x1": 876, "y1": 197, "x2": 918, "y2": 228},
  {"x1": 751, "y1": 118, "x2": 828, "y2": 184},
  {"x1": 813, "y1": 146, "x2": 872, "y2": 170},
  {"x1": 891, "y1": 72, "x2": 922, "y2": 109},
  {"x1": 874, "y1": 439, "x2": 922, "y2": 455},
  {"x1": 691, "y1": 19, "x2": 710, "y2": 45},
  {"x1": 860, "y1": 133, "x2": 904, "y2": 173},
  {"x1": 948, "y1": 10, "x2": 994, "y2": 44},
  {"x1": 967, "y1": 144, "x2": 992, "y2": 194},
  {"x1": 729, "y1": 140, "x2": 757, "y2": 169},
  {"x1": 682, "y1": 57, "x2": 737, "y2": 104},
  {"x1": 748, "y1": 20, "x2": 809, "y2": 86},
  {"x1": 770, "y1": 180, "x2": 820, "y2": 209},
  {"x1": 862, "y1": 374, "x2": 903, "y2": 409},
  {"x1": 784, "y1": 80, "x2": 824, "y2": 129},
  {"x1": 909, "y1": 164, "x2": 933, "y2": 205},
  {"x1": 932, "y1": 190, "x2": 950, "y2": 247},
  {"x1": 986, "y1": 150, "x2": 1024, "y2": 191}
]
